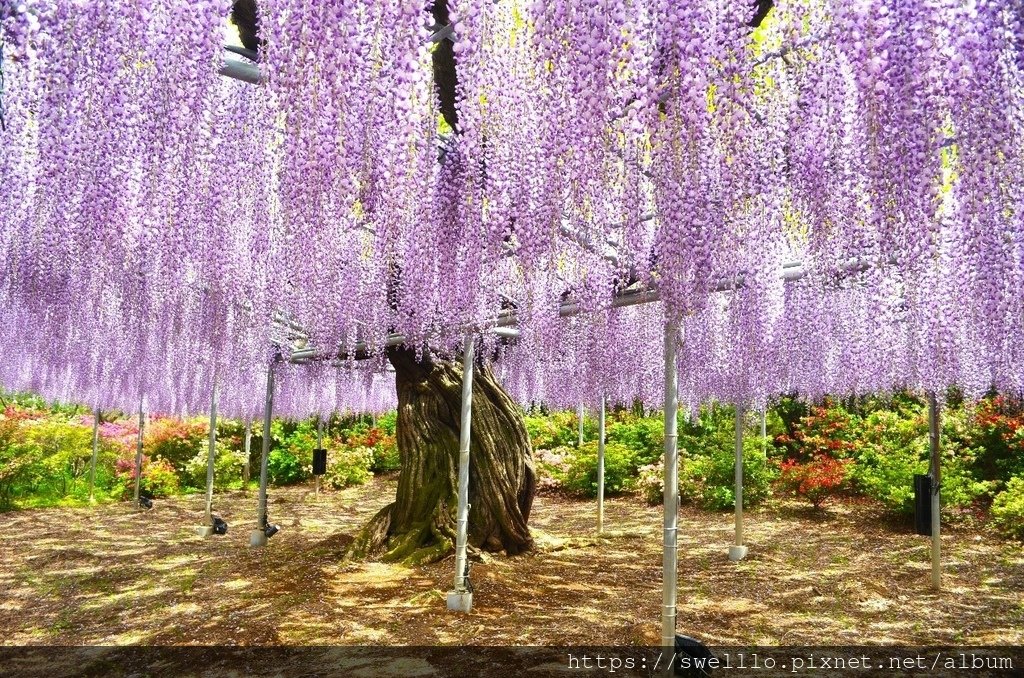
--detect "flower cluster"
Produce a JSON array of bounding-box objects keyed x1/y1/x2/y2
[{"x1": 0, "y1": 1, "x2": 1021, "y2": 419}]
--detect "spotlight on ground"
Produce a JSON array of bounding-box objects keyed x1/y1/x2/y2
[
  {"x1": 138, "y1": 496, "x2": 154, "y2": 510},
  {"x1": 264, "y1": 522, "x2": 280, "y2": 539},
  {"x1": 212, "y1": 516, "x2": 228, "y2": 535}
]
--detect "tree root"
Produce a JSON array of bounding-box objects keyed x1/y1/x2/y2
[{"x1": 346, "y1": 502, "x2": 458, "y2": 566}]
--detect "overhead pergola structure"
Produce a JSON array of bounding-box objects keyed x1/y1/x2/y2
[{"x1": 2, "y1": 0, "x2": 1020, "y2": 647}]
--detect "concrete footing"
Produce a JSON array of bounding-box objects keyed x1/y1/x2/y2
[
  {"x1": 446, "y1": 590, "x2": 473, "y2": 613},
  {"x1": 195, "y1": 525, "x2": 214, "y2": 538},
  {"x1": 728, "y1": 545, "x2": 748, "y2": 561},
  {"x1": 249, "y1": 529, "x2": 268, "y2": 547}
]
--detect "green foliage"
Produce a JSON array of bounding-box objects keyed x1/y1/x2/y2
[
  {"x1": 558, "y1": 441, "x2": 636, "y2": 498},
  {"x1": 267, "y1": 448, "x2": 306, "y2": 486},
  {"x1": 637, "y1": 423, "x2": 778, "y2": 510},
  {"x1": 991, "y1": 476, "x2": 1024, "y2": 540},
  {"x1": 681, "y1": 434, "x2": 777, "y2": 510},
  {"x1": 606, "y1": 415, "x2": 664, "y2": 466},
  {"x1": 376, "y1": 411, "x2": 397, "y2": 436},
  {"x1": 183, "y1": 441, "x2": 248, "y2": 490},
  {"x1": 324, "y1": 447, "x2": 374, "y2": 489},
  {"x1": 524, "y1": 410, "x2": 582, "y2": 450}
]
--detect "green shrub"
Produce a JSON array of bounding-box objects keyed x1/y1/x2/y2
[
  {"x1": 991, "y1": 476, "x2": 1024, "y2": 540},
  {"x1": 681, "y1": 435, "x2": 777, "y2": 510},
  {"x1": 849, "y1": 410, "x2": 995, "y2": 514},
  {"x1": 376, "y1": 411, "x2": 397, "y2": 436},
  {"x1": 183, "y1": 441, "x2": 248, "y2": 490},
  {"x1": 524, "y1": 411, "x2": 581, "y2": 450},
  {"x1": 370, "y1": 439, "x2": 401, "y2": 472},
  {"x1": 267, "y1": 448, "x2": 306, "y2": 485},
  {"x1": 559, "y1": 441, "x2": 636, "y2": 498},
  {"x1": 324, "y1": 446, "x2": 373, "y2": 489},
  {"x1": 606, "y1": 415, "x2": 664, "y2": 466}
]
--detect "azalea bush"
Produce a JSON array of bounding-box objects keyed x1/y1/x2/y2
[
  {"x1": 534, "y1": 446, "x2": 572, "y2": 493},
  {"x1": 779, "y1": 454, "x2": 851, "y2": 509},
  {"x1": 113, "y1": 454, "x2": 180, "y2": 498},
  {"x1": 559, "y1": 441, "x2": 637, "y2": 498},
  {"x1": 324, "y1": 446, "x2": 374, "y2": 489}
]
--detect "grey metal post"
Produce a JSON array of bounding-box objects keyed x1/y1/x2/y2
[
  {"x1": 761, "y1": 407, "x2": 767, "y2": 454},
  {"x1": 88, "y1": 406, "x2": 100, "y2": 503},
  {"x1": 729, "y1": 404, "x2": 748, "y2": 561},
  {"x1": 662, "y1": 319, "x2": 680, "y2": 651},
  {"x1": 251, "y1": 362, "x2": 275, "y2": 547},
  {"x1": 447, "y1": 333, "x2": 475, "y2": 612},
  {"x1": 204, "y1": 383, "x2": 218, "y2": 525},
  {"x1": 133, "y1": 402, "x2": 145, "y2": 509},
  {"x1": 598, "y1": 395, "x2": 606, "y2": 533},
  {"x1": 242, "y1": 420, "x2": 252, "y2": 485},
  {"x1": 315, "y1": 417, "x2": 323, "y2": 500},
  {"x1": 929, "y1": 392, "x2": 941, "y2": 591},
  {"x1": 578, "y1": 403, "x2": 585, "y2": 447}
]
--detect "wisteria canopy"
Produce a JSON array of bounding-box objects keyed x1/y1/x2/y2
[{"x1": 0, "y1": 0, "x2": 1021, "y2": 418}]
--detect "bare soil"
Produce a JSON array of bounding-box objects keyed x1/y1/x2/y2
[{"x1": 0, "y1": 475, "x2": 1021, "y2": 647}]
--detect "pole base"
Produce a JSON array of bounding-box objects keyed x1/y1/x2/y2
[
  {"x1": 728, "y1": 545, "x2": 748, "y2": 561},
  {"x1": 249, "y1": 529, "x2": 268, "y2": 547},
  {"x1": 195, "y1": 525, "x2": 214, "y2": 538},
  {"x1": 446, "y1": 590, "x2": 473, "y2": 613}
]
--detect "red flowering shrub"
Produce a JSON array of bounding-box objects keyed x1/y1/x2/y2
[{"x1": 779, "y1": 454, "x2": 851, "y2": 509}]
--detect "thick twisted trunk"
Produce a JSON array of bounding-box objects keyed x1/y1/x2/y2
[{"x1": 346, "y1": 346, "x2": 535, "y2": 565}]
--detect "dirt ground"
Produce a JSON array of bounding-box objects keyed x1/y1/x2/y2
[{"x1": 0, "y1": 475, "x2": 1022, "y2": 648}]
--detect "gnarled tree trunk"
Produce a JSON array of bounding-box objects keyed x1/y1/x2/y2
[{"x1": 346, "y1": 345, "x2": 535, "y2": 565}]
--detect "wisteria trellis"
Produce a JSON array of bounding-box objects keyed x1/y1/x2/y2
[{"x1": 0, "y1": 0, "x2": 1021, "y2": 418}]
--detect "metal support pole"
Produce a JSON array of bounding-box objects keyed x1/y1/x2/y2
[
  {"x1": 447, "y1": 333, "x2": 475, "y2": 613},
  {"x1": 578, "y1": 403, "x2": 585, "y2": 447},
  {"x1": 928, "y1": 392, "x2": 941, "y2": 591},
  {"x1": 761, "y1": 407, "x2": 767, "y2": 454},
  {"x1": 315, "y1": 417, "x2": 323, "y2": 500},
  {"x1": 88, "y1": 406, "x2": 100, "y2": 503},
  {"x1": 251, "y1": 363, "x2": 275, "y2": 547},
  {"x1": 133, "y1": 402, "x2": 145, "y2": 509},
  {"x1": 729, "y1": 404, "x2": 748, "y2": 561},
  {"x1": 661, "y1": 319, "x2": 680, "y2": 651},
  {"x1": 204, "y1": 383, "x2": 218, "y2": 525},
  {"x1": 242, "y1": 420, "x2": 252, "y2": 485},
  {"x1": 598, "y1": 395, "x2": 606, "y2": 533}
]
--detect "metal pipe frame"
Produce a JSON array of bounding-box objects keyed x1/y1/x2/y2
[
  {"x1": 452, "y1": 333, "x2": 475, "y2": 596},
  {"x1": 598, "y1": 395, "x2": 606, "y2": 534},
  {"x1": 204, "y1": 381, "x2": 218, "y2": 525},
  {"x1": 133, "y1": 402, "x2": 145, "y2": 509},
  {"x1": 283, "y1": 253, "x2": 893, "y2": 365},
  {"x1": 243, "y1": 419, "x2": 252, "y2": 484},
  {"x1": 315, "y1": 416, "x2": 323, "y2": 499},
  {"x1": 577, "y1": 403, "x2": 585, "y2": 447},
  {"x1": 661, "y1": 319, "x2": 680, "y2": 651},
  {"x1": 88, "y1": 406, "x2": 100, "y2": 503},
  {"x1": 929, "y1": 392, "x2": 941, "y2": 591},
  {"x1": 734, "y1": 404, "x2": 744, "y2": 548},
  {"x1": 256, "y1": 362, "x2": 275, "y2": 538}
]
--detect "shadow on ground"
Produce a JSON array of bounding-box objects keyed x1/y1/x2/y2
[{"x1": 0, "y1": 476, "x2": 1021, "y2": 646}]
